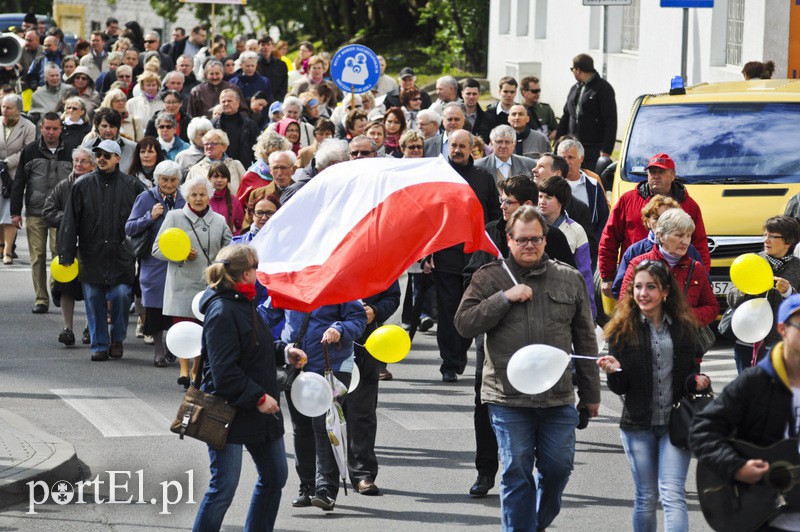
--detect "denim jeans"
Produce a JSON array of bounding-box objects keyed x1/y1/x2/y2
[
  {"x1": 488, "y1": 403, "x2": 578, "y2": 532},
  {"x1": 619, "y1": 425, "x2": 691, "y2": 532},
  {"x1": 82, "y1": 283, "x2": 132, "y2": 353},
  {"x1": 193, "y1": 438, "x2": 288, "y2": 532}
]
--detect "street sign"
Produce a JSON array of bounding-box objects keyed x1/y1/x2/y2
[
  {"x1": 661, "y1": 0, "x2": 713, "y2": 7},
  {"x1": 582, "y1": 0, "x2": 632, "y2": 5},
  {"x1": 330, "y1": 44, "x2": 381, "y2": 95}
]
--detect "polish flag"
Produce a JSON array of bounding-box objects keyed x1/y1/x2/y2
[{"x1": 252, "y1": 156, "x2": 501, "y2": 311}]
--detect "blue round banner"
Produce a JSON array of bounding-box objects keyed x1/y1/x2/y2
[{"x1": 329, "y1": 44, "x2": 381, "y2": 95}]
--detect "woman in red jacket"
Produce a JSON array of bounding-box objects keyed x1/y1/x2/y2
[{"x1": 620, "y1": 208, "x2": 719, "y2": 327}]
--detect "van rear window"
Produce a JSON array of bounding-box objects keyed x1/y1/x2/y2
[{"x1": 623, "y1": 103, "x2": 800, "y2": 184}]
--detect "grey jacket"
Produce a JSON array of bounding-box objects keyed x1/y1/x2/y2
[
  {"x1": 152, "y1": 205, "x2": 232, "y2": 317},
  {"x1": 475, "y1": 153, "x2": 536, "y2": 185},
  {"x1": 455, "y1": 255, "x2": 600, "y2": 408}
]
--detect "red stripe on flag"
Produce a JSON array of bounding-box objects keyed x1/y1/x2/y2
[{"x1": 257, "y1": 181, "x2": 500, "y2": 311}]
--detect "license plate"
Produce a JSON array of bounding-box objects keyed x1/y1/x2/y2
[{"x1": 712, "y1": 281, "x2": 733, "y2": 296}]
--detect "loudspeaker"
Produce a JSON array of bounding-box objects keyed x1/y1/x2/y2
[{"x1": 0, "y1": 34, "x2": 23, "y2": 67}]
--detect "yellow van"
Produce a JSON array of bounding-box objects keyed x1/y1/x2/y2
[{"x1": 602, "y1": 79, "x2": 800, "y2": 317}]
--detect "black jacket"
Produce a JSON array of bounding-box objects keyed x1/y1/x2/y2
[
  {"x1": 432, "y1": 158, "x2": 502, "y2": 275},
  {"x1": 468, "y1": 104, "x2": 492, "y2": 144},
  {"x1": 57, "y1": 167, "x2": 146, "y2": 285},
  {"x1": 690, "y1": 347, "x2": 795, "y2": 482},
  {"x1": 359, "y1": 281, "x2": 402, "y2": 342},
  {"x1": 606, "y1": 318, "x2": 701, "y2": 430},
  {"x1": 199, "y1": 287, "x2": 284, "y2": 444},
  {"x1": 212, "y1": 112, "x2": 260, "y2": 168},
  {"x1": 61, "y1": 122, "x2": 92, "y2": 157},
  {"x1": 556, "y1": 73, "x2": 618, "y2": 155},
  {"x1": 257, "y1": 55, "x2": 289, "y2": 102},
  {"x1": 11, "y1": 138, "x2": 73, "y2": 217},
  {"x1": 464, "y1": 218, "x2": 577, "y2": 287}
]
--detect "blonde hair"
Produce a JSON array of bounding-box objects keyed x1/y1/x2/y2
[
  {"x1": 137, "y1": 70, "x2": 161, "y2": 88},
  {"x1": 254, "y1": 130, "x2": 291, "y2": 160},
  {"x1": 205, "y1": 244, "x2": 257, "y2": 289}
]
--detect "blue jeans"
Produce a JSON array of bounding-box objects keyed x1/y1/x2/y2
[
  {"x1": 619, "y1": 426, "x2": 691, "y2": 532},
  {"x1": 82, "y1": 283, "x2": 132, "y2": 353},
  {"x1": 193, "y1": 438, "x2": 288, "y2": 532},
  {"x1": 488, "y1": 403, "x2": 578, "y2": 532}
]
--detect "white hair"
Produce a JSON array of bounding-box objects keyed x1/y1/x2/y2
[
  {"x1": 268, "y1": 150, "x2": 297, "y2": 166},
  {"x1": 239, "y1": 51, "x2": 258, "y2": 63},
  {"x1": 180, "y1": 174, "x2": 214, "y2": 198},
  {"x1": 417, "y1": 109, "x2": 441, "y2": 127},
  {"x1": 557, "y1": 139, "x2": 585, "y2": 158},
  {"x1": 282, "y1": 95, "x2": 302, "y2": 111},
  {"x1": 490, "y1": 124, "x2": 517, "y2": 143},
  {"x1": 315, "y1": 139, "x2": 349, "y2": 170},
  {"x1": 154, "y1": 160, "x2": 181, "y2": 179},
  {"x1": 187, "y1": 116, "x2": 213, "y2": 142}
]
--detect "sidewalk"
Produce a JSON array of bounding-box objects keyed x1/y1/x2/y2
[{"x1": 0, "y1": 408, "x2": 82, "y2": 508}]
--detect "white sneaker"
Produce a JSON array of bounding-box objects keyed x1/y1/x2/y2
[
  {"x1": 135, "y1": 317, "x2": 145, "y2": 338},
  {"x1": 143, "y1": 335, "x2": 154, "y2": 345}
]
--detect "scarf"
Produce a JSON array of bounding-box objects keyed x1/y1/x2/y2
[
  {"x1": 385, "y1": 132, "x2": 400, "y2": 150},
  {"x1": 140, "y1": 166, "x2": 155, "y2": 186},
  {"x1": 143, "y1": 91, "x2": 158, "y2": 103},
  {"x1": 160, "y1": 190, "x2": 176, "y2": 210},
  {"x1": 64, "y1": 118, "x2": 84, "y2": 126},
  {"x1": 159, "y1": 136, "x2": 175, "y2": 153},
  {"x1": 276, "y1": 117, "x2": 301, "y2": 155},
  {"x1": 765, "y1": 253, "x2": 794, "y2": 273},
  {"x1": 514, "y1": 126, "x2": 531, "y2": 156},
  {"x1": 248, "y1": 158, "x2": 272, "y2": 181},
  {"x1": 235, "y1": 282, "x2": 256, "y2": 301},
  {"x1": 659, "y1": 246, "x2": 682, "y2": 268}
]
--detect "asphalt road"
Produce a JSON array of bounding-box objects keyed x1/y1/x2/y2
[{"x1": 0, "y1": 234, "x2": 727, "y2": 531}]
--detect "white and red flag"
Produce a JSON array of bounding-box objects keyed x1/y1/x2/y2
[{"x1": 253, "y1": 156, "x2": 500, "y2": 311}]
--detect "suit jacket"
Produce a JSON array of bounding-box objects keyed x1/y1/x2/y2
[
  {"x1": 475, "y1": 154, "x2": 535, "y2": 185},
  {"x1": 423, "y1": 134, "x2": 446, "y2": 159}
]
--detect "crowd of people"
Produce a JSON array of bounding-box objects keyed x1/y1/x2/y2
[{"x1": 3, "y1": 14, "x2": 799, "y2": 532}]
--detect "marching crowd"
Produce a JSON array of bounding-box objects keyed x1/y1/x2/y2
[{"x1": 3, "y1": 13, "x2": 800, "y2": 532}]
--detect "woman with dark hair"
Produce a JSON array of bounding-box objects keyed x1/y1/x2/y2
[
  {"x1": 365, "y1": 120, "x2": 388, "y2": 157},
  {"x1": 296, "y1": 118, "x2": 334, "y2": 168},
  {"x1": 192, "y1": 243, "x2": 305, "y2": 531},
  {"x1": 742, "y1": 60, "x2": 775, "y2": 80},
  {"x1": 294, "y1": 41, "x2": 315, "y2": 75},
  {"x1": 727, "y1": 215, "x2": 800, "y2": 372},
  {"x1": 598, "y1": 260, "x2": 709, "y2": 532},
  {"x1": 128, "y1": 137, "x2": 166, "y2": 188},
  {"x1": 207, "y1": 162, "x2": 245, "y2": 236},
  {"x1": 382, "y1": 107, "x2": 406, "y2": 158},
  {"x1": 400, "y1": 87, "x2": 422, "y2": 130},
  {"x1": 144, "y1": 90, "x2": 190, "y2": 143}
]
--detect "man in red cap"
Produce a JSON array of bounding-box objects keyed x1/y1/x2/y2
[{"x1": 598, "y1": 153, "x2": 711, "y2": 297}]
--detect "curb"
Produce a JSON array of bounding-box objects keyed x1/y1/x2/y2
[{"x1": 0, "y1": 409, "x2": 83, "y2": 508}]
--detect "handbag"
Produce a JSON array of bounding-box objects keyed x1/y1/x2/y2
[
  {"x1": 277, "y1": 313, "x2": 311, "y2": 392},
  {"x1": 124, "y1": 191, "x2": 161, "y2": 259},
  {"x1": 684, "y1": 260, "x2": 716, "y2": 353},
  {"x1": 170, "y1": 352, "x2": 237, "y2": 449},
  {"x1": 0, "y1": 161, "x2": 11, "y2": 199},
  {"x1": 717, "y1": 306, "x2": 736, "y2": 341},
  {"x1": 669, "y1": 376, "x2": 714, "y2": 450}
]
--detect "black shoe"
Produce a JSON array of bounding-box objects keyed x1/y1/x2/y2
[
  {"x1": 442, "y1": 371, "x2": 458, "y2": 383},
  {"x1": 165, "y1": 351, "x2": 177, "y2": 363},
  {"x1": 311, "y1": 489, "x2": 336, "y2": 511},
  {"x1": 32, "y1": 304, "x2": 48, "y2": 314},
  {"x1": 109, "y1": 342, "x2": 124, "y2": 359},
  {"x1": 469, "y1": 475, "x2": 494, "y2": 497},
  {"x1": 91, "y1": 351, "x2": 109, "y2": 361},
  {"x1": 292, "y1": 485, "x2": 313, "y2": 508},
  {"x1": 58, "y1": 328, "x2": 75, "y2": 347},
  {"x1": 154, "y1": 354, "x2": 168, "y2": 367},
  {"x1": 418, "y1": 316, "x2": 434, "y2": 332},
  {"x1": 82, "y1": 326, "x2": 90, "y2": 345},
  {"x1": 177, "y1": 376, "x2": 190, "y2": 389}
]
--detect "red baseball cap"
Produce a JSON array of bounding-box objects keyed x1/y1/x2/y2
[{"x1": 645, "y1": 153, "x2": 675, "y2": 171}]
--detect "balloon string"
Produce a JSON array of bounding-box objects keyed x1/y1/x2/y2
[{"x1": 572, "y1": 354, "x2": 622, "y2": 372}]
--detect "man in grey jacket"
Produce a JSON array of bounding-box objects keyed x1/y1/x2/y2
[{"x1": 454, "y1": 205, "x2": 600, "y2": 532}]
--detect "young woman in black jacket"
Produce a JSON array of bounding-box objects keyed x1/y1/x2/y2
[
  {"x1": 597, "y1": 260, "x2": 709, "y2": 532},
  {"x1": 192, "y1": 244, "x2": 305, "y2": 531}
]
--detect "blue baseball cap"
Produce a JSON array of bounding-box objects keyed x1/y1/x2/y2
[
  {"x1": 269, "y1": 101, "x2": 283, "y2": 115},
  {"x1": 778, "y1": 294, "x2": 800, "y2": 324}
]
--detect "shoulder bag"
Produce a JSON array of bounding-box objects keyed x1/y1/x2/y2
[
  {"x1": 669, "y1": 376, "x2": 714, "y2": 450},
  {"x1": 685, "y1": 260, "x2": 716, "y2": 354},
  {"x1": 125, "y1": 190, "x2": 160, "y2": 259}
]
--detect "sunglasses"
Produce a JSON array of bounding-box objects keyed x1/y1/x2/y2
[
  {"x1": 525, "y1": 89, "x2": 541, "y2": 94},
  {"x1": 74, "y1": 76, "x2": 89, "y2": 81},
  {"x1": 65, "y1": 106, "x2": 81, "y2": 111},
  {"x1": 95, "y1": 151, "x2": 116, "y2": 160},
  {"x1": 157, "y1": 124, "x2": 174, "y2": 129},
  {"x1": 405, "y1": 145, "x2": 423, "y2": 151},
  {"x1": 350, "y1": 150, "x2": 373, "y2": 157},
  {"x1": 144, "y1": 40, "x2": 157, "y2": 44},
  {"x1": 637, "y1": 259, "x2": 670, "y2": 273}
]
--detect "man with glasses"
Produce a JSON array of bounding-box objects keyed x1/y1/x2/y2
[
  {"x1": 349, "y1": 136, "x2": 377, "y2": 160},
  {"x1": 58, "y1": 139, "x2": 145, "y2": 361},
  {"x1": 11, "y1": 112, "x2": 72, "y2": 314},
  {"x1": 521, "y1": 76, "x2": 558, "y2": 140},
  {"x1": 476, "y1": 125, "x2": 535, "y2": 185},
  {"x1": 233, "y1": 194, "x2": 279, "y2": 246},
  {"x1": 142, "y1": 32, "x2": 174, "y2": 72},
  {"x1": 415, "y1": 109, "x2": 441, "y2": 140},
  {"x1": 455, "y1": 205, "x2": 600, "y2": 531}
]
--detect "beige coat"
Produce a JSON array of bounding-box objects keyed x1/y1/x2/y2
[{"x1": 0, "y1": 119, "x2": 37, "y2": 177}]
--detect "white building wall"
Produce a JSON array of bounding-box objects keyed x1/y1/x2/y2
[
  {"x1": 72, "y1": 0, "x2": 201, "y2": 41},
  {"x1": 487, "y1": 0, "x2": 788, "y2": 142}
]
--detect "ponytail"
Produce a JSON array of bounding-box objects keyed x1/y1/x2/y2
[{"x1": 204, "y1": 244, "x2": 257, "y2": 289}]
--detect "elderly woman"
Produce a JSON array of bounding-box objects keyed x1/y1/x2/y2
[
  {"x1": 266, "y1": 96, "x2": 314, "y2": 147},
  {"x1": 612, "y1": 196, "x2": 703, "y2": 299},
  {"x1": 100, "y1": 88, "x2": 137, "y2": 141},
  {"x1": 60, "y1": 97, "x2": 92, "y2": 155},
  {"x1": 621, "y1": 209, "x2": 719, "y2": 329},
  {"x1": 112, "y1": 64, "x2": 134, "y2": 96},
  {"x1": 64, "y1": 66, "x2": 101, "y2": 120},
  {"x1": 127, "y1": 137, "x2": 166, "y2": 188},
  {"x1": 0, "y1": 94, "x2": 36, "y2": 264},
  {"x1": 126, "y1": 71, "x2": 164, "y2": 141},
  {"x1": 186, "y1": 129, "x2": 246, "y2": 194},
  {"x1": 149, "y1": 112, "x2": 189, "y2": 161},
  {"x1": 61, "y1": 55, "x2": 78, "y2": 79},
  {"x1": 296, "y1": 118, "x2": 334, "y2": 169},
  {"x1": 382, "y1": 107, "x2": 406, "y2": 158},
  {"x1": 275, "y1": 118, "x2": 302, "y2": 155},
  {"x1": 400, "y1": 129, "x2": 425, "y2": 159},
  {"x1": 175, "y1": 117, "x2": 214, "y2": 179},
  {"x1": 727, "y1": 215, "x2": 800, "y2": 373},
  {"x1": 208, "y1": 162, "x2": 245, "y2": 236},
  {"x1": 126, "y1": 160, "x2": 186, "y2": 366},
  {"x1": 153, "y1": 175, "x2": 232, "y2": 385},
  {"x1": 238, "y1": 130, "x2": 291, "y2": 206},
  {"x1": 144, "y1": 90, "x2": 189, "y2": 144}
]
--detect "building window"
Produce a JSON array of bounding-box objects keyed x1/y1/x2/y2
[
  {"x1": 726, "y1": 0, "x2": 744, "y2": 66},
  {"x1": 499, "y1": 0, "x2": 511, "y2": 35},
  {"x1": 90, "y1": 21, "x2": 101, "y2": 32},
  {"x1": 621, "y1": 0, "x2": 640, "y2": 52},
  {"x1": 516, "y1": 0, "x2": 530, "y2": 36},
  {"x1": 534, "y1": 0, "x2": 547, "y2": 39}
]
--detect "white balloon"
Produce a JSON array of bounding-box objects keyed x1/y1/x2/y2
[
  {"x1": 595, "y1": 325, "x2": 606, "y2": 353},
  {"x1": 165, "y1": 321, "x2": 203, "y2": 359},
  {"x1": 732, "y1": 298, "x2": 773, "y2": 343},
  {"x1": 348, "y1": 363, "x2": 361, "y2": 394},
  {"x1": 291, "y1": 372, "x2": 333, "y2": 418},
  {"x1": 191, "y1": 291, "x2": 205, "y2": 322},
  {"x1": 507, "y1": 344, "x2": 571, "y2": 395}
]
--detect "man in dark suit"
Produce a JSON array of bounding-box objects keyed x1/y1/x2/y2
[{"x1": 423, "y1": 102, "x2": 468, "y2": 159}]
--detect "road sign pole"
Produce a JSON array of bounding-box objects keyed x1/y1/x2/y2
[{"x1": 681, "y1": 7, "x2": 688, "y2": 82}]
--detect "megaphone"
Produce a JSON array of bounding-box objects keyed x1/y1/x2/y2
[{"x1": 0, "y1": 33, "x2": 23, "y2": 67}]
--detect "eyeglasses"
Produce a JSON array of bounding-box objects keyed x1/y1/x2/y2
[
  {"x1": 65, "y1": 106, "x2": 81, "y2": 111},
  {"x1": 500, "y1": 198, "x2": 520, "y2": 207},
  {"x1": 270, "y1": 165, "x2": 291, "y2": 171},
  {"x1": 250, "y1": 262, "x2": 259, "y2": 270},
  {"x1": 405, "y1": 144, "x2": 423, "y2": 151},
  {"x1": 144, "y1": 40, "x2": 157, "y2": 44},
  {"x1": 569, "y1": 67, "x2": 577, "y2": 72},
  {"x1": 512, "y1": 236, "x2": 544, "y2": 247},
  {"x1": 524, "y1": 88, "x2": 541, "y2": 94},
  {"x1": 203, "y1": 142, "x2": 220, "y2": 147},
  {"x1": 73, "y1": 76, "x2": 89, "y2": 82},
  {"x1": 350, "y1": 150, "x2": 374, "y2": 157},
  {"x1": 786, "y1": 321, "x2": 800, "y2": 330},
  {"x1": 253, "y1": 210, "x2": 275, "y2": 218},
  {"x1": 95, "y1": 151, "x2": 116, "y2": 160},
  {"x1": 157, "y1": 124, "x2": 174, "y2": 129},
  {"x1": 763, "y1": 233, "x2": 785, "y2": 241}
]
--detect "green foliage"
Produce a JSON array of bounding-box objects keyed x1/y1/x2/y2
[{"x1": 418, "y1": 0, "x2": 488, "y2": 73}]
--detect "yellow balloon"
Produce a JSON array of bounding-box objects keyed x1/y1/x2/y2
[
  {"x1": 159, "y1": 228, "x2": 191, "y2": 262},
  {"x1": 50, "y1": 257, "x2": 79, "y2": 283},
  {"x1": 730, "y1": 253, "x2": 773, "y2": 295},
  {"x1": 365, "y1": 324, "x2": 411, "y2": 364}
]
